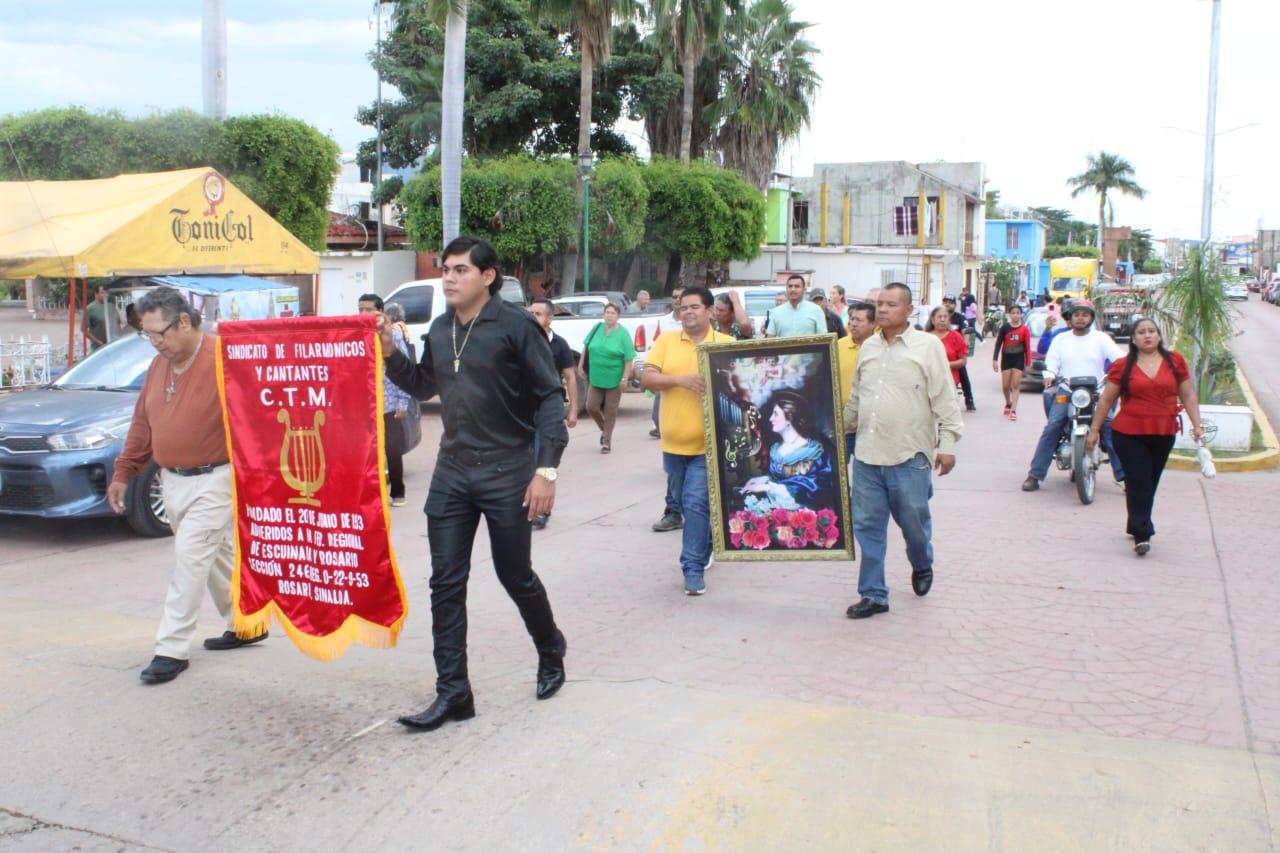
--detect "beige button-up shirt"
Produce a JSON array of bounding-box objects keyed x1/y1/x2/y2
[{"x1": 843, "y1": 325, "x2": 963, "y2": 466}]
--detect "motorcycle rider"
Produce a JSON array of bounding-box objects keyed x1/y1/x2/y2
[{"x1": 1021, "y1": 300, "x2": 1125, "y2": 491}]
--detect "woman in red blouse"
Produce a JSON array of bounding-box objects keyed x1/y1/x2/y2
[
  {"x1": 925, "y1": 305, "x2": 969, "y2": 387},
  {"x1": 991, "y1": 304, "x2": 1032, "y2": 420},
  {"x1": 1086, "y1": 318, "x2": 1206, "y2": 556}
]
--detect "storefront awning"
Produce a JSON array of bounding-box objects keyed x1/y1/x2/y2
[{"x1": 0, "y1": 168, "x2": 319, "y2": 278}]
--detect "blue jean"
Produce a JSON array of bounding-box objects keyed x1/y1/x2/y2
[
  {"x1": 1028, "y1": 396, "x2": 1123, "y2": 481},
  {"x1": 852, "y1": 454, "x2": 934, "y2": 605},
  {"x1": 663, "y1": 453, "x2": 710, "y2": 581}
]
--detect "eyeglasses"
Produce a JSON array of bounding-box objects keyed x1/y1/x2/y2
[{"x1": 138, "y1": 319, "x2": 178, "y2": 344}]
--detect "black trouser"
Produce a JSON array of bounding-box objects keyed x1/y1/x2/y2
[
  {"x1": 957, "y1": 365, "x2": 974, "y2": 408},
  {"x1": 383, "y1": 412, "x2": 406, "y2": 500},
  {"x1": 1111, "y1": 431, "x2": 1176, "y2": 542},
  {"x1": 424, "y1": 449, "x2": 561, "y2": 700}
]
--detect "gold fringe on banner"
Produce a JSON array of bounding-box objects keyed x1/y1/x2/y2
[{"x1": 214, "y1": 322, "x2": 409, "y2": 662}]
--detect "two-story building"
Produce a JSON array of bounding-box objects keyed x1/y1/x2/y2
[
  {"x1": 984, "y1": 218, "x2": 1049, "y2": 297},
  {"x1": 731, "y1": 161, "x2": 987, "y2": 306}
]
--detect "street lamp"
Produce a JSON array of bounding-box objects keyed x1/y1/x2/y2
[{"x1": 578, "y1": 150, "x2": 594, "y2": 294}]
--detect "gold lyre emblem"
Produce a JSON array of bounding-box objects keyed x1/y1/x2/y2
[{"x1": 277, "y1": 410, "x2": 326, "y2": 506}]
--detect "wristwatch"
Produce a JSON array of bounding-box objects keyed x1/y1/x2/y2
[{"x1": 535, "y1": 467, "x2": 558, "y2": 483}]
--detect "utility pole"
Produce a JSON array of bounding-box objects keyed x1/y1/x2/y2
[
  {"x1": 1201, "y1": 0, "x2": 1222, "y2": 246},
  {"x1": 201, "y1": 0, "x2": 227, "y2": 120},
  {"x1": 375, "y1": 1, "x2": 385, "y2": 251}
]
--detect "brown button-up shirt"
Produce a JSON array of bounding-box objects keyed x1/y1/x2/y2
[{"x1": 112, "y1": 333, "x2": 228, "y2": 483}]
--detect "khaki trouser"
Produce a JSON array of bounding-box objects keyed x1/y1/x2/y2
[
  {"x1": 154, "y1": 465, "x2": 235, "y2": 659},
  {"x1": 586, "y1": 385, "x2": 623, "y2": 446}
]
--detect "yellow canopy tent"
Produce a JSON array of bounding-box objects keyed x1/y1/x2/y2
[
  {"x1": 0, "y1": 168, "x2": 319, "y2": 362},
  {"x1": 0, "y1": 167, "x2": 318, "y2": 278}
]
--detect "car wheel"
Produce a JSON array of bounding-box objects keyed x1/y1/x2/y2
[{"x1": 127, "y1": 461, "x2": 173, "y2": 537}]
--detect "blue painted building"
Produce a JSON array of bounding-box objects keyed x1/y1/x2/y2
[{"x1": 985, "y1": 219, "x2": 1049, "y2": 296}]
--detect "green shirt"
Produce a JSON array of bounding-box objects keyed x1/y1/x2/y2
[{"x1": 585, "y1": 323, "x2": 636, "y2": 389}]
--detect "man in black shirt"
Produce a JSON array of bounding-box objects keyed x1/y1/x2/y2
[
  {"x1": 809, "y1": 288, "x2": 848, "y2": 338},
  {"x1": 528, "y1": 297, "x2": 578, "y2": 530},
  {"x1": 381, "y1": 236, "x2": 569, "y2": 732}
]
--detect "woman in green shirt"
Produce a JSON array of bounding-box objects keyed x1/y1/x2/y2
[{"x1": 577, "y1": 302, "x2": 636, "y2": 453}]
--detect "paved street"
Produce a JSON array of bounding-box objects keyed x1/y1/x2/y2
[{"x1": 1, "y1": 311, "x2": 1278, "y2": 851}]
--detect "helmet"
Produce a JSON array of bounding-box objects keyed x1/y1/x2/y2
[{"x1": 1067, "y1": 299, "x2": 1096, "y2": 320}]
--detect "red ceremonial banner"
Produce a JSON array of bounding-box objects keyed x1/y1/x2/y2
[{"x1": 215, "y1": 315, "x2": 408, "y2": 660}]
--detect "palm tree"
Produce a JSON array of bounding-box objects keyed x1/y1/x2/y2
[
  {"x1": 426, "y1": 0, "x2": 469, "y2": 245},
  {"x1": 530, "y1": 0, "x2": 636, "y2": 161},
  {"x1": 706, "y1": 0, "x2": 819, "y2": 191},
  {"x1": 651, "y1": 0, "x2": 737, "y2": 162},
  {"x1": 1066, "y1": 151, "x2": 1145, "y2": 250}
]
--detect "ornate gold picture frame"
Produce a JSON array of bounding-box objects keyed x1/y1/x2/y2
[{"x1": 698, "y1": 334, "x2": 854, "y2": 562}]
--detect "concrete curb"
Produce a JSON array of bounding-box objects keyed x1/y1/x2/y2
[{"x1": 1168, "y1": 362, "x2": 1279, "y2": 473}]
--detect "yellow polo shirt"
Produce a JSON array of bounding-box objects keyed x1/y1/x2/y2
[
  {"x1": 837, "y1": 336, "x2": 860, "y2": 407},
  {"x1": 646, "y1": 327, "x2": 734, "y2": 456}
]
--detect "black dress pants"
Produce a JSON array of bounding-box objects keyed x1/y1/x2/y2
[
  {"x1": 383, "y1": 412, "x2": 406, "y2": 499},
  {"x1": 1111, "y1": 431, "x2": 1176, "y2": 541},
  {"x1": 424, "y1": 449, "x2": 561, "y2": 700}
]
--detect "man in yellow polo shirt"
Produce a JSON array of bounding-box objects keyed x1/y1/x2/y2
[
  {"x1": 641, "y1": 286, "x2": 734, "y2": 596},
  {"x1": 837, "y1": 300, "x2": 878, "y2": 458}
]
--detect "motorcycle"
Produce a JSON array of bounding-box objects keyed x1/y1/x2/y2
[
  {"x1": 983, "y1": 306, "x2": 1004, "y2": 337},
  {"x1": 1049, "y1": 375, "x2": 1103, "y2": 505}
]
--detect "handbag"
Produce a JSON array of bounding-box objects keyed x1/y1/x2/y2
[
  {"x1": 580, "y1": 322, "x2": 602, "y2": 380},
  {"x1": 400, "y1": 400, "x2": 422, "y2": 452}
]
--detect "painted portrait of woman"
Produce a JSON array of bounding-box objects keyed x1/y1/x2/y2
[{"x1": 740, "y1": 390, "x2": 836, "y2": 513}]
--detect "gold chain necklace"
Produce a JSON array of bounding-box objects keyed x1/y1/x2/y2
[
  {"x1": 165, "y1": 334, "x2": 203, "y2": 402},
  {"x1": 451, "y1": 313, "x2": 478, "y2": 373}
]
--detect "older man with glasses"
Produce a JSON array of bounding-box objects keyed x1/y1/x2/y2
[{"x1": 109, "y1": 286, "x2": 266, "y2": 685}]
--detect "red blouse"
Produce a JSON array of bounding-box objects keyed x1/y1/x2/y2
[
  {"x1": 1107, "y1": 351, "x2": 1190, "y2": 435},
  {"x1": 941, "y1": 330, "x2": 968, "y2": 384}
]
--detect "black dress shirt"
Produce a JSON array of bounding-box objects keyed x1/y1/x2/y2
[{"x1": 385, "y1": 295, "x2": 568, "y2": 467}]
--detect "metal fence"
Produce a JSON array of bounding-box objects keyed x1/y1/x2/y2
[{"x1": 0, "y1": 335, "x2": 55, "y2": 389}]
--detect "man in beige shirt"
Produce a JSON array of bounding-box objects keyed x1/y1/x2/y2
[{"x1": 843, "y1": 283, "x2": 963, "y2": 619}]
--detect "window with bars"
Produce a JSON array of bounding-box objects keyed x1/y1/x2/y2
[{"x1": 1006, "y1": 225, "x2": 1019, "y2": 251}]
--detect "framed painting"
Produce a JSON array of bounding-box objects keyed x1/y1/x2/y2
[{"x1": 698, "y1": 335, "x2": 854, "y2": 562}]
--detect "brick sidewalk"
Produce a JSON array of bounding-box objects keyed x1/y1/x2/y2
[{"x1": 0, "y1": 332, "x2": 1276, "y2": 848}]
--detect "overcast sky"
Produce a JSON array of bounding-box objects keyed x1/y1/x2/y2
[{"x1": 1, "y1": 0, "x2": 1276, "y2": 242}]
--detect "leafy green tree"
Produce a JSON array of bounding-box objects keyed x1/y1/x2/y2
[
  {"x1": 0, "y1": 107, "x2": 339, "y2": 249},
  {"x1": 1042, "y1": 244, "x2": 1101, "y2": 260},
  {"x1": 981, "y1": 257, "x2": 1022, "y2": 305},
  {"x1": 984, "y1": 189, "x2": 1002, "y2": 220},
  {"x1": 1118, "y1": 227, "x2": 1154, "y2": 267},
  {"x1": 1140, "y1": 257, "x2": 1164, "y2": 274},
  {"x1": 401, "y1": 155, "x2": 578, "y2": 276},
  {"x1": 1028, "y1": 206, "x2": 1100, "y2": 246},
  {"x1": 526, "y1": 0, "x2": 639, "y2": 160},
  {"x1": 1066, "y1": 151, "x2": 1146, "y2": 250},
  {"x1": 588, "y1": 157, "x2": 649, "y2": 256},
  {"x1": 706, "y1": 0, "x2": 819, "y2": 190},
  {"x1": 359, "y1": 0, "x2": 653, "y2": 171},
  {"x1": 642, "y1": 157, "x2": 763, "y2": 269},
  {"x1": 215, "y1": 115, "x2": 340, "y2": 249}
]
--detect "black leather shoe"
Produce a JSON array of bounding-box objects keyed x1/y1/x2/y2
[
  {"x1": 911, "y1": 568, "x2": 933, "y2": 597},
  {"x1": 536, "y1": 631, "x2": 567, "y2": 700},
  {"x1": 397, "y1": 694, "x2": 476, "y2": 731},
  {"x1": 1021, "y1": 476, "x2": 1040, "y2": 492},
  {"x1": 140, "y1": 656, "x2": 189, "y2": 684},
  {"x1": 203, "y1": 630, "x2": 268, "y2": 651},
  {"x1": 845, "y1": 598, "x2": 889, "y2": 619}
]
